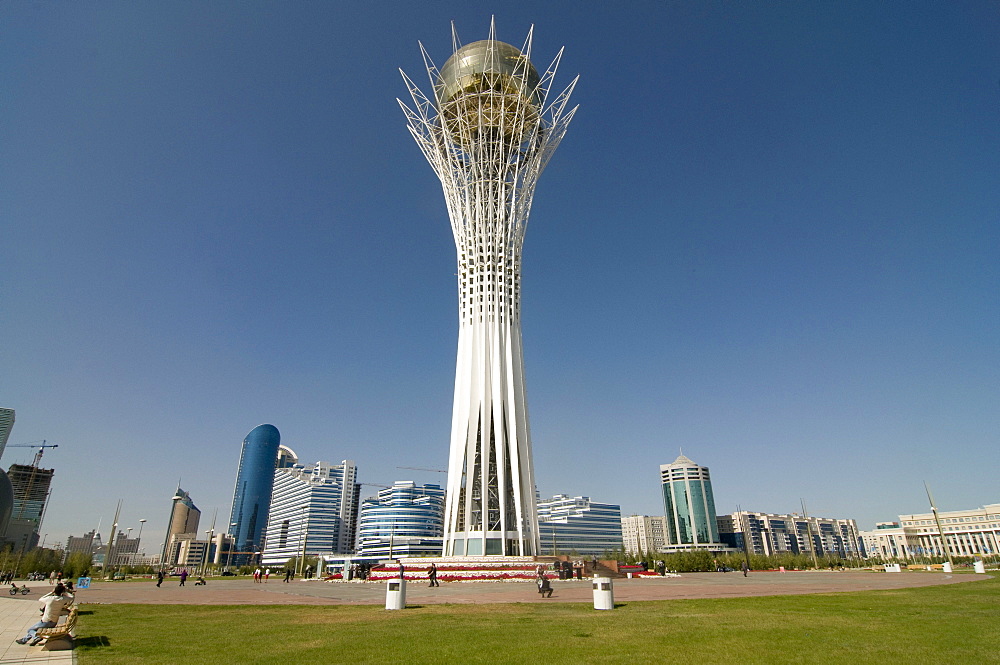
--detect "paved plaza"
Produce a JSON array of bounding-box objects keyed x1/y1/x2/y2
[
  {"x1": 0, "y1": 571, "x2": 988, "y2": 663},
  {"x1": 10, "y1": 570, "x2": 991, "y2": 607},
  {"x1": 0, "y1": 595, "x2": 74, "y2": 665}
]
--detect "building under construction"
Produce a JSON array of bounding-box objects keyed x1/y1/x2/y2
[{"x1": 5, "y1": 463, "x2": 55, "y2": 552}]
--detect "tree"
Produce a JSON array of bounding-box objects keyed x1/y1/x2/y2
[{"x1": 62, "y1": 552, "x2": 93, "y2": 579}]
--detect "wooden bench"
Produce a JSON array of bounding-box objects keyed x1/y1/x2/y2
[{"x1": 34, "y1": 605, "x2": 78, "y2": 650}]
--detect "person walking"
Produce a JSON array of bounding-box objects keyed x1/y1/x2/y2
[
  {"x1": 284, "y1": 568, "x2": 292, "y2": 583},
  {"x1": 742, "y1": 561, "x2": 750, "y2": 577},
  {"x1": 179, "y1": 569, "x2": 188, "y2": 586},
  {"x1": 264, "y1": 568, "x2": 270, "y2": 583},
  {"x1": 428, "y1": 563, "x2": 439, "y2": 587},
  {"x1": 156, "y1": 570, "x2": 164, "y2": 587}
]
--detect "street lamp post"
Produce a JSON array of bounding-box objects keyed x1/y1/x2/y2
[
  {"x1": 203, "y1": 528, "x2": 215, "y2": 577},
  {"x1": 297, "y1": 505, "x2": 309, "y2": 577},
  {"x1": 106, "y1": 523, "x2": 119, "y2": 579},
  {"x1": 125, "y1": 528, "x2": 133, "y2": 571},
  {"x1": 226, "y1": 522, "x2": 237, "y2": 572},
  {"x1": 137, "y1": 519, "x2": 147, "y2": 569}
]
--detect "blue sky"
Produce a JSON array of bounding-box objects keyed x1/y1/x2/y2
[{"x1": 2, "y1": 2, "x2": 997, "y2": 551}]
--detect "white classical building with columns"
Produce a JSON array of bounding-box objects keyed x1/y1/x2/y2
[{"x1": 860, "y1": 503, "x2": 1000, "y2": 560}]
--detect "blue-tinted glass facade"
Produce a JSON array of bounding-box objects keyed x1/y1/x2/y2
[
  {"x1": 229, "y1": 424, "x2": 281, "y2": 559},
  {"x1": 356, "y1": 482, "x2": 445, "y2": 558},
  {"x1": 660, "y1": 454, "x2": 722, "y2": 547},
  {"x1": 537, "y1": 494, "x2": 624, "y2": 557}
]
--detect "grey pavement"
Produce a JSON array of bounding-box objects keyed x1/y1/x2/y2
[
  {"x1": 38, "y1": 569, "x2": 992, "y2": 606},
  {"x1": 0, "y1": 587, "x2": 74, "y2": 665}
]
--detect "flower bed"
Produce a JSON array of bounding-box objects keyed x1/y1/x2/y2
[
  {"x1": 367, "y1": 569, "x2": 539, "y2": 582},
  {"x1": 370, "y1": 564, "x2": 539, "y2": 572}
]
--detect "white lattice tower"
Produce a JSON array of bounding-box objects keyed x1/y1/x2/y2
[{"x1": 399, "y1": 21, "x2": 577, "y2": 557}]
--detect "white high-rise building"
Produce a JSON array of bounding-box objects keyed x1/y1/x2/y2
[
  {"x1": 400, "y1": 23, "x2": 578, "y2": 557},
  {"x1": 718, "y1": 511, "x2": 861, "y2": 558},
  {"x1": 0, "y1": 408, "x2": 14, "y2": 461},
  {"x1": 261, "y1": 460, "x2": 359, "y2": 566},
  {"x1": 621, "y1": 515, "x2": 667, "y2": 556}
]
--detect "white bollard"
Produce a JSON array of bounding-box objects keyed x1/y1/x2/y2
[
  {"x1": 592, "y1": 577, "x2": 614, "y2": 610},
  {"x1": 974, "y1": 561, "x2": 985, "y2": 574},
  {"x1": 385, "y1": 579, "x2": 407, "y2": 610}
]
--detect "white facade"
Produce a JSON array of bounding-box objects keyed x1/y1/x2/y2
[
  {"x1": 400, "y1": 24, "x2": 577, "y2": 557},
  {"x1": 718, "y1": 511, "x2": 861, "y2": 558},
  {"x1": 860, "y1": 504, "x2": 1000, "y2": 559},
  {"x1": 537, "y1": 495, "x2": 623, "y2": 557},
  {"x1": 356, "y1": 481, "x2": 446, "y2": 558},
  {"x1": 261, "y1": 460, "x2": 359, "y2": 566},
  {"x1": 621, "y1": 515, "x2": 667, "y2": 555}
]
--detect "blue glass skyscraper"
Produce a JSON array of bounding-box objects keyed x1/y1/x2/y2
[
  {"x1": 660, "y1": 453, "x2": 723, "y2": 550},
  {"x1": 229, "y1": 424, "x2": 281, "y2": 561}
]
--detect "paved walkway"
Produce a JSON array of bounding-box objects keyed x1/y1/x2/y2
[
  {"x1": 0, "y1": 589, "x2": 74, "y2": 665},
  {"x1": 18, "y1": 569, "x2": 990, "y2": 606}
]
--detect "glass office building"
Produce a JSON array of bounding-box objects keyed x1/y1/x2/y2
[
  {"x1": 229, "y1": 424, "x2": 281, "y2": 561},
  {"x1": 537, "y1": 495, "x2": 624, "y2": 557},
  {"x1": 261, "y1": 460, "x2": 360, "y2": 566},
  {"x1": 356, "y1": 482, "x2": 445, "y2": 558},
  {"x1": 660, "y1": 454, "x2": 724, "y2": 551}
]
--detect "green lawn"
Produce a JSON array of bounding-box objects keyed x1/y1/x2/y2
[{"x1": 77, "y1": 575, "x2": 999, "y2": 664}]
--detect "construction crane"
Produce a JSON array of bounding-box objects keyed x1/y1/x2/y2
[
  {"x1": 396, "y1": 466, "x2": 447, "y2": 474},
  {"x1": 6, "y1": 441, "x2": 60, "y2": 557},
  {"x1": 8, "y1": 440, "x2": 59, "y2": 467}
]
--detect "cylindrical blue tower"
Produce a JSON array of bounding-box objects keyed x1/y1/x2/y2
[{"x1": 229, "y1": 424, "x2": 281, "y2": 561}]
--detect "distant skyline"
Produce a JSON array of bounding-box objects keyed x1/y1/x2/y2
[{"x1": 2, "y1": 2, "x2": 998, "y2": 551}]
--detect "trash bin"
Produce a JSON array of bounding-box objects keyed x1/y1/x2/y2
[
  {"x1": 592, "y1": 577, "x2": 614, "y2": 610},
  {"x1": 974, "y1": 561, "x2": 986, "y2": 574},
  {"x1": 942, "y1": 562, "x2": 952, "y2": 573},
  {"x1": 385, "y1": 579, "x2": 406, "y2": 610}
]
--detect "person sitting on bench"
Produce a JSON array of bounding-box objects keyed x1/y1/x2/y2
[{"x1": 16, "y1": 584, "x2": 70, "y2": 645}]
